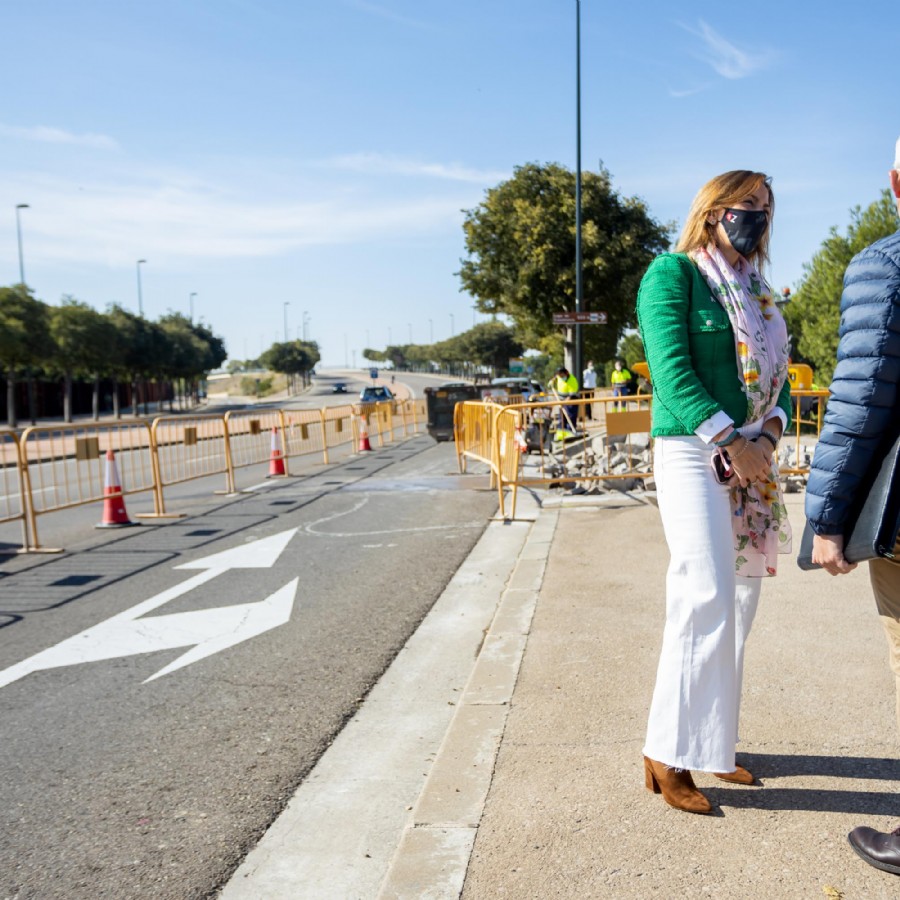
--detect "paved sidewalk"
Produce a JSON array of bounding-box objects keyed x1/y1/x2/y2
[{"x1": 223, "y1": 490, "x2": 900, "y2": 898}]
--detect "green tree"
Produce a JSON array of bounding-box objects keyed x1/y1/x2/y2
[
  {"x1": 457, "y1": 321, "x2": 523, "y2": 372},
  {"x1": 786, "y1": 189, "x2": 898, "y2": 384},
  {"x1": 459, "y1": 162, "x2": 671, "y2": 365},
  {"x1": 260, "y1": 340, "x2": 319, "y2": 393},
  {"x1": 49, "y1": 299, "x2": 115, "y2": 422},
  {"x1": 0, "y1": 286, "x2": 54, "y2": 427}
]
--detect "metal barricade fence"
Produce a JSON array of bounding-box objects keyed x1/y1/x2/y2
[
  {"x1": 455, "y1": 401, "x2": 496, "y2": 475},
  {"x1": 19, "y1": 420, "x2": 157, "y2": 549},
  {"x1": 783, "y1": 389, "x2": 831, "y2": 475},
  {"x1": 223, "y1": 409, "x2": 288, "y2": 475},
  {"x1": 151, "y1": 414, "x2": 233, "y2": 504},
  {"x1": 456, "y1": 396, "x2": 655, "y2": 518},
  {"x1": 0, "y1": 429, "x2": 30, "y2": 552},
  {"x1": 282, "y1": 409, "x2": 329, "y2": 464},
  {"x1": 373, "y1": 401, "x2": 394, "y2": 443},
  {"x1": 493, "y1": 407, "x2": 525, "y2": 518},
  {"x1": 323, "y1": 404, "x2": 357, "y2": 452}
]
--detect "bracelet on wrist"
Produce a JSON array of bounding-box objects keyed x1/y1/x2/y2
[
  {"x1": 758, "y1": 429, "x2": 779, "y2": 450},
  {"x1": 729, "y1": 437, "x2": 751, "y2": 460},
  {"x1": 714, "y1": 429, "x2": 741, "y2": 448}
]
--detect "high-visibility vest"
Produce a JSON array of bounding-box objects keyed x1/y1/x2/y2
[
  {"x1": 610, "y1": 368, "x2": 631, "y2": 386},
  {"x1": 552, "y1": 374, "x2": 579, "y2": 396}
]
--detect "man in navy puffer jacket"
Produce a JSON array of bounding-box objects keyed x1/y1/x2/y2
[{"x1": 805, "y1": 137, "x2": 900, "y2": 877}]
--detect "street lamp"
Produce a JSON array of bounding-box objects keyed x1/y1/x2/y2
[
  {"x1": 15, "y1": 204, "x2": 29, "y2": 285},
  {"x1": 573, "y1": 0, "x2": 584, "y2": 384},
  {"x1": 189, "y1": 292, "x2": 197, "y2": 322},
  {"x1": 136, "y1": 259, "x2": 147, "y2": 317},
  {"x1": 283, "y1": 301, "x2": 290, "y2": 342}
]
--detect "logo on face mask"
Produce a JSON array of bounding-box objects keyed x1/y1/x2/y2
[{"x1": 721, "y1": 208, "x2": 768, "y2": 256}]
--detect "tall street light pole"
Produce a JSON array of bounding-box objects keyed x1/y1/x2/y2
[
  {"x1": 574, "y1": 0, "x2": 584, "y2": 386},
  {"x1": 136, "y1": 259, "x2": 147, "y2": 317},
  {"x1": 283, "y1": 301, "x2": 290, "y2": 342},
  {"x1": 189, "y1": 292, "x2": 197, "y2": 322},
  {"x1": 15, "y1": 204, "x2": 29, "y2": 285}
]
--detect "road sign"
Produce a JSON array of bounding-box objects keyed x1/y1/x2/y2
[
  {"x1": 0, "y1": 529, "x2": 300, "y2": 689},
  {"x1": 552, "y1": 311, "x2": 608, "y2": 325}
]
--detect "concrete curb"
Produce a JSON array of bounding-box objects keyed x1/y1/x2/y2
[
  {"x1": 376, "y1": 508, "x2": 558, "y2": 898},
  {"x1": 220, "y1": 496, "x2": 543, "y2": 899}
]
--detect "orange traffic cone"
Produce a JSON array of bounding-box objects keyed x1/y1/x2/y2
[
  {"x1": 267, "y1": 427, "x2": 287, "y2": 477},
  {"x1": 96, "y1": 449, "x2": 138, "y2": 528},
  {"x1": 358, "y1": 415, "x2": 373, "y2": 452}
]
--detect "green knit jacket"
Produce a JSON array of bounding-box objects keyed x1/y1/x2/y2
[{"x1": 635, "y1": 252, "x2": 792, "y2": 437}]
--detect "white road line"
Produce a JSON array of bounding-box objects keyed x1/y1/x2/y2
[{"x1": 302, "y1": 495, "x2": 483, "y2": 537}]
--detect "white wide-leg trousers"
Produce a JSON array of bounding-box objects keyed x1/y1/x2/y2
[{"x1": 643, "y1": 435, "x2": 762, "y2": 773}]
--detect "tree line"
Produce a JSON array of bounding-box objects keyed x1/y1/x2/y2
[{"x1": 0, "y1": 285, "x2": 227, "y2": 427}]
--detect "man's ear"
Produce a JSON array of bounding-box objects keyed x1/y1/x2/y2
[{"x1": 890, "y1": 168, "x2": 900, "y2": 199}]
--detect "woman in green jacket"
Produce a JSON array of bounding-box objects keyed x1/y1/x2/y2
[{"x1": 637, "y1": 171, "x2": 792, "y2": 814}]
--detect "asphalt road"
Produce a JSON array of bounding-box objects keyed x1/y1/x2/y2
[{"x1": 0, "y1": 434, "x2": 497, "y2": 899}]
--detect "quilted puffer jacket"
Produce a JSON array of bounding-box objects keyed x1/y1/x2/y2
[{"x1": 805, "y1": 226, "x2": 900, "y2": 535}]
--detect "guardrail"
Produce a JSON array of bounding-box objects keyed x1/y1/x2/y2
[
  {"x1": 457, "y1": 389, "x2": 829, "y2": 519},
  {"x1": 151, "y1": 414, "x2": 234, "y2": 507},
  {"x1": 3, "y1": 398, "x2": 427, "y2": 552},
  {"x1": 20, "y1": 420, "x2": 158, "y2": 550},
  {"x1": 0, "y1": 429, "x2": 31, "y2": 553}
]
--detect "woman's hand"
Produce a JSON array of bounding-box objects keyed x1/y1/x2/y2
[{"x1": 728, "y1": 438, "x2": 771, "y2": 486}]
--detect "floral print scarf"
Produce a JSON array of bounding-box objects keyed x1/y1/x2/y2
[{"x1": 691, "y1": 244, "x2": 792, "y2": 577}]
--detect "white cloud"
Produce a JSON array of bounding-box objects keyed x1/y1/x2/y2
[
  {"x1": 0, "y1": 168, "x2": 479, "y2": 268},
  {"x1": 324, "y1": 152, "x2": 509, "y2": 184},
  {"x1": 679, "y1": 20, "x2": 774, "y2": 79},
  {"x1": 346, "y1": 0, "x2": 432, "y2": 30},
  {"x1": 0, "y1": 123, "x2": 119, "y2": 150},
  {"x1": 668, "y1": 84, "x2": 710, "y2": 99}
]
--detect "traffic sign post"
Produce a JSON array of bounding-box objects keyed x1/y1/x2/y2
[{"x1": 552, "y1": 311, "x2": 608, "y2": 325}]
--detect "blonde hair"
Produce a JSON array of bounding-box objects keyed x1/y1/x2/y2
[{"x1": 675, "y1": 170, "x2": 774, "y2": 270}]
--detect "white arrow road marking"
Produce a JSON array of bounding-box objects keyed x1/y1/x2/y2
[{"x1": 0, "y1": 528, "x2": 299, "y2": 690}]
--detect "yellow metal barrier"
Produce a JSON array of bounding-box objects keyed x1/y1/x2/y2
[
  {"x1": 9, "y1": 394, "x2": 435, "y2": 551},
  {"x1": 323, "y1": 404, "x2": 358, "y2": 452},
  {"x1": 783, "y1": 389, "x2": 831, "y2": 475},
  {"x1": 455, "y1": 400, "x2": 496, "y2": 475},
  {"x1": 151, "y1": 414, "x2": 233, "y2": 504},
  {"x1": 457, "y1": 395, "x2": 655, "y2": 518},
  {"x1": 0, "y1": 429, "x2": 31, "y2": 552},
  {"x1": 224, "y1": 409, "x2": 289, "y2": 476},
  {"x1": 282, "y1": 409, "x2": 329, "y2": 464},
  {"x1": 19, "y1": 420, "x2": 157, "y2": 549}
]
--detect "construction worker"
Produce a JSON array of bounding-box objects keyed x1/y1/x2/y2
[
  {"x1": 610, "y1": 359, "x2": 632, "y2": 410},
  {"x1": 551, "y1": 366, "x2": 579, "y2": 440}
]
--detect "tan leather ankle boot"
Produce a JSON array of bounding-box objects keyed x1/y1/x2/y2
[
  {"x1": 643, "y1": 755, "x2": 712, "y2": 814},
  {"x1": 713, "y1": 764, "x2": 755, "y2": 784}
]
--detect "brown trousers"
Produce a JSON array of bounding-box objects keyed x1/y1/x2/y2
[{"x1": 871, "y1": 536, "x2": 900, "y2": 733}]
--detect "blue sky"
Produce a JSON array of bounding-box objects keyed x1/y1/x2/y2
[{"x1": 1, "y1": 1, "x2": 896, "y2": 367}]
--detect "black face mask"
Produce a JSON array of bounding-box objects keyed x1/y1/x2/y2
[{"x1": 720, "y1": 208, "x2": 768, "y2": 256}]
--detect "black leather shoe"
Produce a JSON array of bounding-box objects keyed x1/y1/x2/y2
[{"x1": 848, "y1": 825, "x2": 900, "y2": 875}]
